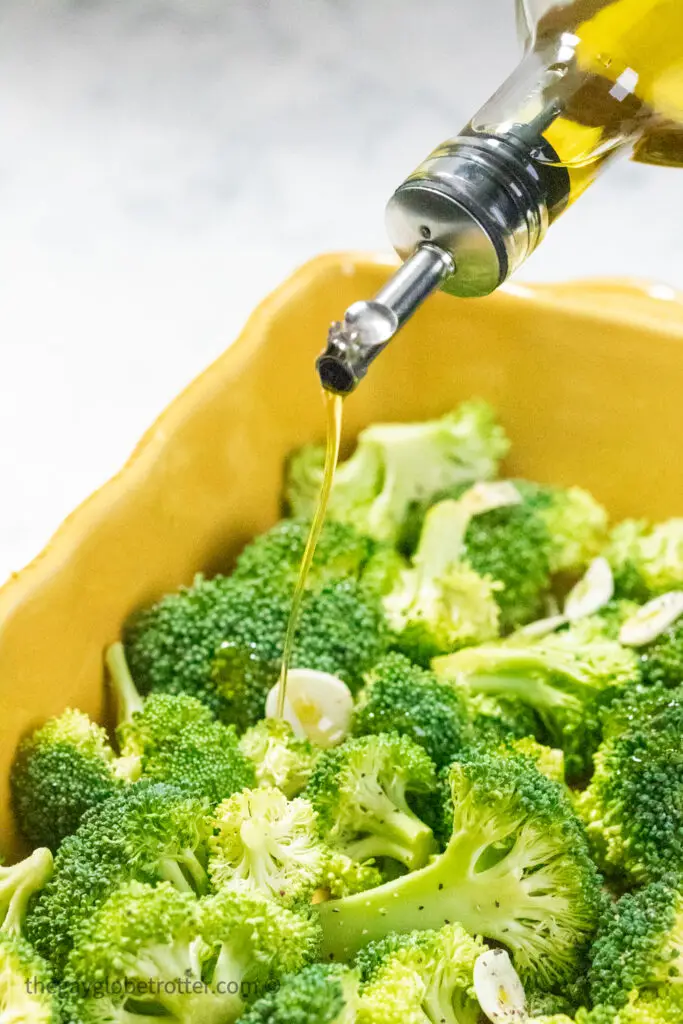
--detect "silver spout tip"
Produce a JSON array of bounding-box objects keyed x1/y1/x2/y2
[{"x1": 316, "y1": 352, "x2": 358, "y2": 395}]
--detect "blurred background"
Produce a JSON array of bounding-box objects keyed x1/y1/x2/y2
[{"x1": 0, "y1": 0, "x2": 680, "y2": 581}]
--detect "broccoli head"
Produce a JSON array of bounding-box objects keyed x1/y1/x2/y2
[
  {"x1": 317, "y1": 750, "x2": 604, "y2": 988},
  {"x1": 578, "y1": 989, "x2": 683, "y2": 1024},
  {"x1": 285, "y1": 401, "x2": 509, "y2": 544},
  {"x1": 64, "y1": 880, "x2": 319, "y2": 1024},
  {"x1": 606, "y1": 519, "x2": 683, "y2": 600},
  {"x1": 636, "y1": 616, "x2": 683, "y2": 689},
  {"x1": 576, "y1": 684, "x2": 683, "y2": 884},
  {"x1": 520, "y1": 482, "x2": 608, "y2": 576},
  {"x1": 384, "y1": 499, "x2": 501, "y2": 664},
  {"x1": 589, "y1": 878, "x2": 683, "y2": 1009},
  {"x1": 0, "y1": 848, "x2": 53, "y2": 937},
  {"x1": 126, "y1": 572, "x2": 388, "y2": 732},
  {"x1": 465, "y1": 692, "x2": 542, "y2": 747},
  {"x1": 355, "y1": 922, "x2": 487, "y2": 1024},
  {"x1": 0, "y1": 933, "x2": 58, "y2": 1024},
  {"x1": 10, "y1": 709, "x2": 136, "y2": 851},
  {"x1": 239, "y1": 719, "x2": 318, "y2": 798},
  {"x1": 499, "y1": 736, "x2": 565, "y2": 784},
  {"x1": 231, "y1": 517, "x2": 375, "y2": 588},
  {"x1": 305, "y1": 734, "x2": 437, "y2": 871},
  {"x1": 237, "y1": 962, "x2": 360, "y2": 1024},
  {"x1": 108, "y1": 644, "x2": 256, "y2": 804},
  {"x1": 25, "y1": 782, "x2": 212, "y2": 977},
  {"x1": 434, "y1": 629, "x2": 640, "y2": 781},
  {"x1": 208, "y1": 787, "x2": 326, "y2": 908},
  {"x1": 352, "y1": 653, "x2": 472, "y2": 768}
]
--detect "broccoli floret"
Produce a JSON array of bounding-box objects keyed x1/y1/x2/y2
[
  {"x1": 352, "y1": 653, "x2": 472, "y2": 768},
  {"x1": 434, "y1": 629, "x2": 640, "y2": 781},
  {"x1": 108, "y1": 642, "x2": 256, "y2": 803},
  {"x1": 64, "y1": 880, "x2": 319, "y2": 1024},
  {"x1": 237, "y1": 962, "x2": 360, "y2": 1024},
  {"x1": 576, "y1": 685, "x2": 683, "y2": 884},
  {"x1": 607, "y1": 519, "x2": 683, "y2": 599},
  {"x1": 231, "y1": 517, "x2": 375, "y2": 587},
  {"x1": 0, "y1": 932, "x2": 58, "y2": 1024},
  {"x1": 286, "y1": 401, "x2": 509, "y2": 544},
  {"x1": 563, "y1": 601, "x2": 641, "y2": 644},
  {"x1": 305, "y1": 734, "x2": 437, "y2": 872},
  {"x1": 317, "y1": 750, "x2": 604, "y2": 988},
  {"x1": 578, "y1": 990, "x2": 683, "y2": 1024},
  {"x1": 319, "y1": 850, "x2": 384, "y2": 900},
  {"x1": 519, "y1": 481, "x2": 608, "y2": 576},
  {"x1": 126, "y1": 573, "x2": 388, "y2": 732},
  {"x1": 0, "y1": 849, "x2": 53, "y2": 937},
  {"x1": 25, "y1": 782, "x2": 212, "y2": 976},
  {"x1": 213, "y1": 577, "x2": 388, "y2": 730},
  {"x1": 355, "y1": 922, "x2": 487, "y2": 1024},
  {"x1": 589, "y1": 879, "x2": 683, "y2": 1009},
  {"x1": 500, "y1": 736, "x2": 565, "y2": 784},
  {"x1": 384, "y1": 499, "x2": 501, "y2": 664},
  {"x1": 10, "y1": 709, "x2": 137, "y2": 851},
  {"x1": 239, "y1": 719, "x2": 318, "y2": 797},
  {"x1": 636, "y1": 617, "x2": 683, "y2": 689},
  {"x1": 465, "y1": 692, "x2": 542, "y2": 746},
  {"x1": 208, "y1": 787, "x2": 326, "y2": 908}
]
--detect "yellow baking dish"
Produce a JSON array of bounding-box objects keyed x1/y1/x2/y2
[{"x1": 1, "y1": 253, "x2": 683, "y2": 858}]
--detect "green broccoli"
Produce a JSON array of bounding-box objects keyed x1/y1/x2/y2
[
  {"x1": 465, "y1": 692, "x2": 542, "y2": 746},
  {"x1": 634, "y1": 617, "x2": 683, "y2": 689},
  {"x1": 0, "y1": 848, "x2": 53, "y2": 937},
  {"x1": 352, "y1": 653, "x2": 472, "y2": 768},
  {"x1": 285, "y1": 401, "x2": 510, "y2": 544},
  {"x1": 561, "y1": 600, "x2": 641, "y2": 644},
  {"x1": 519, "y1": 482, "x2": 608, "y2": 576},
  {"x1": 317, "y1": 750, "x2": 604, "y2": 988},
  {"x1": 384, "y1": 499, "x2": 502, "y2": 664},
  {"x1": 402, "y1": 479, "x2": 607, "y2": 616},
  {"x1": 499, "y1": 736, "x2": 565, "y2": 784},
  {"x1": 589, "y1": 878, "x2": 683, "y2": 1009},
  {"x1": 10, "y1": 709, "x2": 137, "y2": 851},
  {"x1": 305, "y1": 734, "x2": 437, "y2": 872},
  {"x1": 25, "y1": 782, "x2": 212, "y2": 977},
  {"x1": 208, "y1": 787, "x2": 326, "y2": 908},
  {"x1": 319, "y1": 850, "x2": 384, "y2": 900},
  {"x1": 231, "y1": 517, "x2": 375, "y2": 587},
  {"x1": 576, "y1": 685, "x2": 683, "y2": 884},
  {"x1": 237, "y1": 963, "x2": 360, "y2": 1024},
  {"x1": 126, "y1": 572, "x2": 388, "y2": 732},
  {"x1": 107, "y1": 641, "x2": 256, "y2": 803},
  {"x1": 434, "y1": 629, "x2": 640, "y2": 781},
  {"x1": 239, "y1": 719, "x2": 318, "y2": 797},
  {"x1": 578, "y1": 990, "x2": 683, "y2": 1024},
  {"x1": 606, "y1": 518, "x2": 683, "y2": 600},
  {"x1": 0, "y1": 932, "x2": 59, "y2": 1024},
  {"x1": 64, "y1": 880, "x2": 319, "y2": 1024},
  {"x1": 355, "y1": 922, "x2": 487, "y2": 1024}
]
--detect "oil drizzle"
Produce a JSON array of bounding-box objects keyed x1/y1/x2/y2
[{"x1": 275, "y1": 389, "x2": 343, "y2": 718}]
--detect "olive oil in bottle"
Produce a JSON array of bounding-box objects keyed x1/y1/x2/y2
[{"x1": 275, "y1": 390, "x2": 343, "y2": 718}]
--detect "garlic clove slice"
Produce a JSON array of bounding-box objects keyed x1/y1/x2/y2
[{"x1": 266, "y1": 668, "x2": 354, "y2": 748}]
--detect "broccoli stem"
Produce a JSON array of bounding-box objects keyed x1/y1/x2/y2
[
  {"x1": 412, "y1": 499, "x2": 473, "y2": 585},
  {"x1": 346, "y1": 781, "x2": 436, "y2": 870},
  {"x1": 318, "y1": 822, "x2": 564, "y2": 964},
  {"x1": 106, "y1": 641, "x2": 144, "y2": 726},
  {"x1": 0, "y1": 848, "x2": 53, "y2": 936},
  {"x1": 157, "y1": 851, "x2": 209, "y2": 897}
]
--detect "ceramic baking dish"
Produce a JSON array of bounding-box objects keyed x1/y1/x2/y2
[{"x1": 1, "y1": 253, "x2": 683, "y2": 857}]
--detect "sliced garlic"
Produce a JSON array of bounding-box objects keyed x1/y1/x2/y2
[
  {"x1": 515, "y1": 614, "x2": 567, "y2": 639},
  {"x1": 619, "y1": 591, "x2": 683, "y2": 646},
  {"x1": 460, "y1": 481, "x2": 522, "y2": 518},
  {"x1": 473, "y1": 949, "x2": 528, "y2": 1024},
  {"x1": 265, "y1": 668, "x2": 353, "y2": 748},
  {"x1": 564, "y1": 557, "x2": 614, "y2": 621}
]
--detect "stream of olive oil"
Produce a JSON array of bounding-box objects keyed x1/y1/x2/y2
[{"x1": 275, "y1": 390, "x2": 343, "y2": 718}]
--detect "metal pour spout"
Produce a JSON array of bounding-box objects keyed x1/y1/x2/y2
[{"x1": 316, "y1": 244, "x2": 453, "y2": 394}]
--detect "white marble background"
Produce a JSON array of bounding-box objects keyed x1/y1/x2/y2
[{"x1": 0, "y1": 0, "x2": 681, "y2": 582}]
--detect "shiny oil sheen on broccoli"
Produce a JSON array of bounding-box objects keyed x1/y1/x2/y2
[{"x1": 317, "y1": 749, "x2": 604, "y2": 988}]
